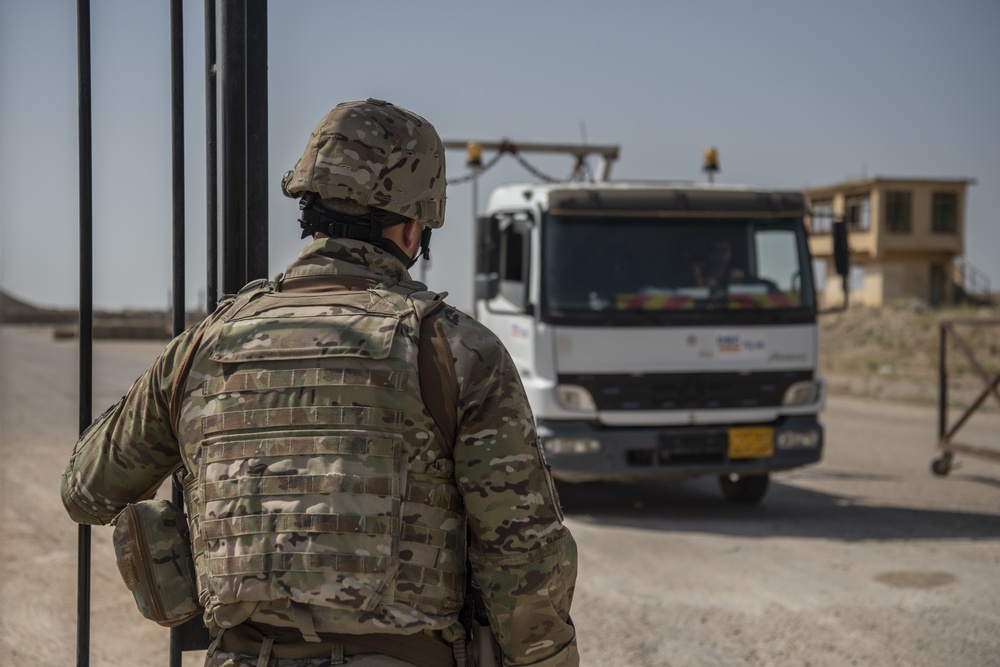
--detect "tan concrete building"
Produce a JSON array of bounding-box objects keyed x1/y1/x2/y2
[{"x1": 803, "y1": 176, "x2": 978, "y2": 307}]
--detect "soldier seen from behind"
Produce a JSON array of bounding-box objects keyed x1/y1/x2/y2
[{"x1": 61, "y1": 99, "x2": 579, "y2": 667}]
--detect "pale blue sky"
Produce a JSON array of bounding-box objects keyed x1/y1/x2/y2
[{"x1": 2, "y1": 0, "x2": 998, "y2": 312}]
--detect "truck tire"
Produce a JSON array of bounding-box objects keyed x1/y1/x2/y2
[{"x1": 718, "y1": 473, "x2": 770, "y2": 504}]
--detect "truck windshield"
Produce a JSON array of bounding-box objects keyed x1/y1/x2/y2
[{"x1": 542, "y1": 214, "x2": 816, "y2": 321}]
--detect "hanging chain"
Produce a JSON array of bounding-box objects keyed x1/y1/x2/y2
[
  {"x1": 446, "y1": 150, "x2": 504, "y2": 185},
  {"x1": 447, "y1": 143, "x2": 582, "y2": 185}
]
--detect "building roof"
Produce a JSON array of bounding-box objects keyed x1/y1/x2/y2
[{"x1": 803, "y1": 175, "x2": 977, "y2": 197}]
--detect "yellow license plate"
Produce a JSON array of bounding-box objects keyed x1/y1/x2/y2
[{"x1": 728, "y1": 427, "x2": 774, "y2": 459}]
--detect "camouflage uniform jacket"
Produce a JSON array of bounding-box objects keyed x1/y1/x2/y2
[{"x1": 62, "y1": 238, "x2": 579, "y2": 667}]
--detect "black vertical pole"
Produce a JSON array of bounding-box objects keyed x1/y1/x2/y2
[
  {"x1": 219, "y1": 0, "x2": 247, "y2": 294},
  {"x1": 170, "y1": 0, "x2": 185, "y2": 337},
  {"x1": 205, "y1": 0, "x2": 219, "y2": 309},
  {"x1": 245, "y1": 0, "x2": 268, "y2": 281},
  {"x1": 938, "y1": 323, "x2": 948, "y2": 441},
  {"x1": 76, "y1": 2, "x2": 93, "y2": 666},
  {"x1": 168, "y1": 2, "x2": 187, "y2": 665}
]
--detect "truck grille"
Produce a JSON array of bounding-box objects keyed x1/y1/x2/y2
[{"x1": 559, "y1": 370, "x2": 813, "y2": 411}]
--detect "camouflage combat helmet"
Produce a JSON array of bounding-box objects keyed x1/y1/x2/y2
[{"x1": 281, "y1": 98, "x2": 447, "y2": 228}]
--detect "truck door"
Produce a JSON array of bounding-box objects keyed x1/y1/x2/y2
[{"x1": 476, "y1": 211, "x2": 536, "y2": 370}]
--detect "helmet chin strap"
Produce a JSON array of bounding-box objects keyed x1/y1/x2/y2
[
  {"x1": 379, "y1": 237, "x2": 420, "y2": 269},
  {"x1": 297, "y1": 194, "x2": 432, "y2": 270},
  {"x1": 375, "y1": 226, "x2": 432, "y2": 270},
  {"x1": 418, "y1": 227, "x2": 433, "y2": 262},
  {"x1": 378, "y1": 227, "x2": 432, "y2": 269}
]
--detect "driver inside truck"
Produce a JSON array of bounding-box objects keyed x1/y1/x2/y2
[{"x1": 691, "y1": 238, "x2": 746, "y2": 289}]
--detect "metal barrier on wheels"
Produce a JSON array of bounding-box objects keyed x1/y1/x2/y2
[{"x1": 933, "y1": 318, "x2": 1000, "y2": 476}]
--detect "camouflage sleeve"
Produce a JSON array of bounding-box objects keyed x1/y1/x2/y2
[
  {"x1": 60, "y1": 319, "x2": 207, "y2": 526},
  {"x1": 440, "y1": 307, "x2": 579, "y2": 667}
]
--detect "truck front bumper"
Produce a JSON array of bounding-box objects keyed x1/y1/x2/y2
[{"x1": 537, "y1": 415, "x2": 823, "y2": 482}]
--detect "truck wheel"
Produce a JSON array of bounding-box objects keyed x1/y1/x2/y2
[{"x1": 718, "y1": 473, "x2": 770, "y2": 504}]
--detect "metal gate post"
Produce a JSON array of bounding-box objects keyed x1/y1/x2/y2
[
  {"x1": 245, "y1": 0, "x2": 268, "y2": 281},
  {"x1": 170, "y1": 0, "x2": 186, "y2": 339},
  {"x1": 938, "y1": 322, "x2": 947, "y2": 444},
  {"x1": 218, "y1": 0, "x2": 268, "y2": 294},
  {"x1": 219, "y1": 0, "x2": 247, "y2": 295},
  {"x1": 205, "y1": 0, "x2": 219, "y2": 310},
  {"x1": 169, "y1": 1, "x2": 212, "y2": 664},
  {"x1": 76, "y1": 1, "x2": 93, "y2": 664}
]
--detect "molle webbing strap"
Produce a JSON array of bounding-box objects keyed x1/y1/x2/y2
[
  {"x1": 201, "y1": 471, "x2": 397, "y2": 504},
  {"x1": 206, "y1": 552, "x2": 388, "y2": 577},
  {"x1": 201, "y1": 405, "x2": 403, "y2": 434},
  {"x1": 202, "y1": 367, "x2": 407, "y2": 396}
]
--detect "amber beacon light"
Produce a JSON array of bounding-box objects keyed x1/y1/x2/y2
[
  {"x1": 466, "y1": 141, "x2": 483, "y2": 169},
  {"x1": 703, "y1": 146, "x2": 719, "y2": 182}
]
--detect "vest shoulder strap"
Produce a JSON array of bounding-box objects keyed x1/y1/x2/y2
[{"x1": 418, "y1": 306, "x2": 458, "y2": 458}]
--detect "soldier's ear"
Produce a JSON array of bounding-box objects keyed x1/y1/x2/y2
[{"x1": 402, "y1": 219, "x2": 423, "y2": 254}]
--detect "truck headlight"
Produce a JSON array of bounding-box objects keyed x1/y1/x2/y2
[
  {"x1": 543, "y1": 437, "x2": 602, "y2": 455},
  {"x1": 554, "y1": 384, "x2": 597, "y2": 412},
  {"x1": 782, "y1": 380, "x2": 819, "y2": 407},
  {"x1": 776, "y1": 429, "x2": 820, "y2": 449}
]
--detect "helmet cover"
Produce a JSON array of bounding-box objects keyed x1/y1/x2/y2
[{"x1": 282, "y1": 99, "x2": 446, "y2": 228}]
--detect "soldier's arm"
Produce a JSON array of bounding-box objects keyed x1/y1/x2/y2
[
  {"x1": 444, "y1": 308, "x2": 579, "y2": 667},
  {"x1": 60, "y1": 322, "x2": 203, "y2": 526}
]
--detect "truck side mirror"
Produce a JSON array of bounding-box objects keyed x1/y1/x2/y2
[
  {"x1": 832, "y1": 219, "x2": 849, "y2": 277},
  {"x1": 819, "y1": 218, "x2": 851, "y2": 314},
  {"x1": 476, "y1": 215, "x2": 500, "y2": 277},
  {"x1": 476, "y1": 272, "x2": 500, "y2": 301}
]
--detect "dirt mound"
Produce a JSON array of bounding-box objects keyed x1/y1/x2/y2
[{"x1": 0, "y1": 290, "x2": 75, "y2": 324}]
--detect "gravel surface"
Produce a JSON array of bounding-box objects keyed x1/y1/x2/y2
[{"x1": 2, "y1": 324, "x2": 998, "y2": 666}]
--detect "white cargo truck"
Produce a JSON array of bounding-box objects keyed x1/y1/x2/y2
[{"x1": 473, "y1": 180, "x2": 848, "y2": 503}]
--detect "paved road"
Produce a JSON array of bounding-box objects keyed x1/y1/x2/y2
[
  {"x1": 561, "y1": 395, "x2": 1000, "y2": 666},
  {"x1": 2, "y1": 325, "x2": 998, "y2": 666}
]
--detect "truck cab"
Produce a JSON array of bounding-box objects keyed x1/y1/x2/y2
[{"x1": 475, "y1": 181, "x2": 832, "y2": 503}]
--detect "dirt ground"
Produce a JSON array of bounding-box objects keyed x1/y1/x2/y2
[
  {"x1": 819, "y1": 300, "x2": 1000, "y2": 408},
  {"x1": 1, "y1": 312, "x2": 998, "y2": 666}
]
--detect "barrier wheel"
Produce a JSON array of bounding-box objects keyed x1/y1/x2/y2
[{"x1": 931, "y1": 454, "x2": 953, "y2": 477}]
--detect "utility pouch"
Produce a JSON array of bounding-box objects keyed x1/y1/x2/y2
[{"x1": 111, "y1": 499, "x2": 200, "y2": 627}]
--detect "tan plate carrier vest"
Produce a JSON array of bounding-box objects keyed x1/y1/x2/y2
[{"x1": 173, "y1": 276, "x2": 466, "y2": 634}]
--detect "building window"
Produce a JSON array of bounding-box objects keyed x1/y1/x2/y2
[
  {"x1": 845, "y1": 195, "x2": 871, "y2": 232},
  {"x1": 810, "y1": 200, "x2": 833, "y2": 234},
  {"x1": 884, "y1": 191, "x2": 911, "y2": 233},
  {"x1": 932, "y1": 192, "x2": 958, "y2": 233}
]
